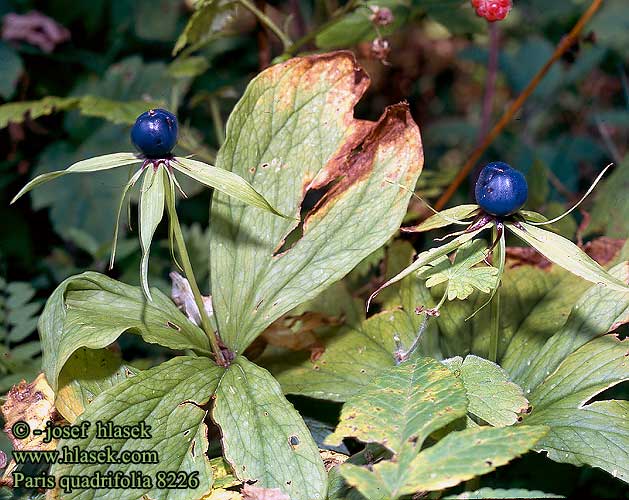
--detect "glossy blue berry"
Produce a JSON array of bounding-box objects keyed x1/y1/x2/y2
[
  {"x1": 475, "y1": 161, "x2": 528, "y2": 217},
  {"x1": 131, "y1": 109, "x2": 178, "y2": 158}
]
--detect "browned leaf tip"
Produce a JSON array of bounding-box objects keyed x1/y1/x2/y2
[{"x1": 305, "y1": 102, "x2": 422, "y2": 228}]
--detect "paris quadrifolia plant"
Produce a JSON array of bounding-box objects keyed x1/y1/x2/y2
[
  {"x1": 371, "y1": 160, "x2": 629, "y2": 363},
  {"x1": 11, "y1": 108, "x2": 286, "y2": 367}
]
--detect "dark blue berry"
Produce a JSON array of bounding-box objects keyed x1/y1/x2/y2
[
  {"x1": 475, "y1": 161, "x2": 528, "y2": 217},
  {"x1": 131, "y1": 109, "x2": 178, "y2": 158}
]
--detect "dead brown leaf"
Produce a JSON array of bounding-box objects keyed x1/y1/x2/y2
[
  {"x1": 506, "y1": 247, "x2": 552, "y2": 270},
  {"x1": 583, "y1": 237, "x2": 626, "y2": 266},
  {"x1": 1, "y1": 373, "x2": 60, "y2": 452},
  {"x1": 320, "y1": 449, "x2": 349, "y2": 472},
  {"x1": 261, "y1": 312, "x2": 342, "y2": 360}
]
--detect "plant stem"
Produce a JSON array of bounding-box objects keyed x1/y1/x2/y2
[
  {"x1": 238, "y1": 0, "x2": 292, "y2": 51},
  {"x1": 434, "y1": 0, "x2": 604, "y2": 211},
  {"x1": 209, "y1": 96, "x2": 225, "y2": 147},
  {"x1": 478, "y1": 22, "x2": 499, "y2": 143},
  {"x1": 165, "y1": 180, "x2": 227, "y2": 366},
  {"x1": 283, "y1": 0, "x2": 361, "y2": 56},
  {"x1": 489, "y1": 225, "x2": 502, "y2": 363}
]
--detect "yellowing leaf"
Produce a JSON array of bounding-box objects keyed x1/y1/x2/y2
[
  {"x1": 326, "y1": 357, "x2": 466, "y2": 454},
  {"x1": 210, "y1": 52, "x2": 424, "y2": 353}
]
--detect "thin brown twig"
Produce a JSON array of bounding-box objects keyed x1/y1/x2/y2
[{"x1": 434, "y1": 0, "x2": 604, "y2": 211}]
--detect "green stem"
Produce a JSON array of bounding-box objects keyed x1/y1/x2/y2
[
  {"x1": 165, "y1": 178, "x2": 227, "y2": 366},
  {"x1": 209, "y1": 96, "x2": 225, "y2": 147},
  {"x1": 284, "y1": 0, "x2": 362, "y2": 56},
  {"x1": 488, "y1": 226, "x2": 503, "y2": 363},
  {"x1": 238, "y1": 0, "x2": 292, "y2": 51}
]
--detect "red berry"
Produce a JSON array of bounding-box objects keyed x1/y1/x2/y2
[{"x1": 471, "y1": 0, "x2": 512, "y2": 22}]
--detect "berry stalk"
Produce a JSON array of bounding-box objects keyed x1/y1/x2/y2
[
  {"x1": 164, "y1": 175, "x2": 228, "y2": 367},
  {"x1": 488, "y1": 224, "x2": 504, "y2": 363}
]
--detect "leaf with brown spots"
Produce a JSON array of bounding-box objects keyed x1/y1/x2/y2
[
  {"x1": 209, "y1": 51, "x2": 424, "y2": 354},
  {"x1": 326, "y1": 357, "x2": 467, "y2": 454},
  {"x1": 341, "y1": 425, "x2": 547, "y2": 499},
  {"x1": 212, "y1": 357, "x2": 327, "y2": 500},
  {"x1": 51, "y1": 357, "x2": 221, "y2": 500}
]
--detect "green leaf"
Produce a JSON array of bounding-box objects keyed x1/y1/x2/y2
[
  {"x1": 139, "y1": 166, "x2": 166, "y2": 300},
  {"x1": 514, "y1": 262, "x2": 629, "y2": 393},
  {"x1": 420, "y1": 240, "x2": 500, "y2": 301},
  {"x1": 172, "y1": 157, "x2": 284, "y2": 216},
  {"x1": 444, "y1": 355, "x2": 529, "y2": 427},
  {"x1": 0, "y1": 42, "x2": 23, "y2": 100},
  {"x1": 210, "y1": 53, "x2": 424, "y2": 353},
  {"x1": 326, "y1": 357, "x2": 467, "y2": 454},
  {"x1": 368, "y1": 223, "x2": 491, "y2": 307},
  {"x1": 587, "y1": 156, "x2": 629, "y2": 238},
  {"x1": 52, "y1": 356, "x2": 220, "y2": 500},
  {"x1": 402, "y1": 204, "x2": 479, "y2": 233},
  {"x1": 11, "y1": 152, "x2": 142, "y2": 204},
  {"x1": 506, "y1": 221, "x2": 629, "y2": 292},
  {"x1": 39, "y1": 272, "x2": 210, "y2": 390},
  {"x1": 524, "y1": 335, "x2": 629, "y2": 482},
  {"x1": 56, "y1": 347, "x2": 139, "y2": 423},
  {"x1": 315, "y1": 0, "x2": 409, "y2": 50},
  {"x1": 341, "y1": 426, "x2": 547, "y2": 499},
  {"x1": 212, "y1": 357, "x2": 327, "y2": 500},
  {"x1": 78, "y1": 96, "x2": 162, "y2": 125},
  {"x1": 265, "y1": 309, "x2": 419, "y2": 402},
  {"x1": 0, "y1": 96, "x2": 80, "y2": 129},
  {"x1": 134, "y1": 0, "x2": 181, "y2": 41},
  {"x1": 173, "y1": 0, "x2": 239, "y2": 55},
  {"x1": 444, "y1": 488, "x2": 563, "y2": 499}
]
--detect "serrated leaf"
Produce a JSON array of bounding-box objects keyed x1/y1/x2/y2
[
  {"x1": 326, "y1": 357, "x2": 467, "y2": 454},
  {"x1": 210, "y1": 52, "x2": 424, "y2": 353},
  {"x1": 212, "y1": 357, "x2": 327, "y2": 500},
  {"x1": 368, "y1": 223, "x2": 491, "y2": 308},
  {"x1": 39, "y1": 272, "x2": 211, "y2": 390},
  {"x1": 52, "y1": 356, "x2": 220, "y2": 500},
  {"x1": 56, "y1": 347, "x2": 139, "y2": 423},
  {"x1": 139, "y1": 166, "x2": 166, "y2": 299},
  {"x1": 173, "y1": 0, "x2": 239, "y2": 55},
  {"x1": 524, "y1": 335, "x2": 629, "y2": 482},
  {"x1": 444, "y1": 355, "x2": 529, "y2": 427},
  {"x1": 342, "y1": 425, "x2": 547, "y2": 499},
  {"x1": 506, "y1": 221, "x2": 629, "y2": 292},
  {"x1": 172, "y1": 157, "x2": 284, "y2": 216},
  {"x1": 420, "y1": 240, "x2": 499, "y2": 301},
  {"x1": 11, "y1": 152, "x2": 142, "y2": 204},
  {"x1": 402, "y1": 204, "x2": 479, "y2": 233}
]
